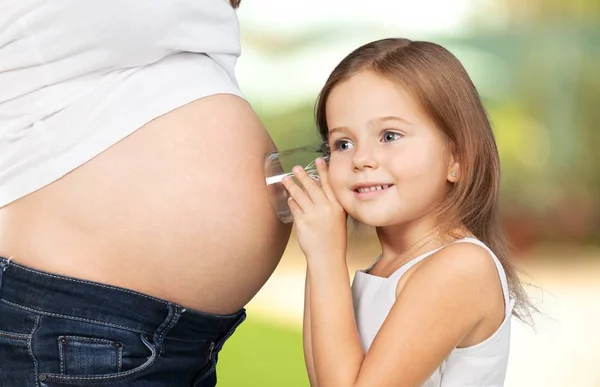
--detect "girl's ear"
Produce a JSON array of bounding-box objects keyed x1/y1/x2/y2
[{"x1": 447, "y1": 151, "x2": 460, "y2": 183}]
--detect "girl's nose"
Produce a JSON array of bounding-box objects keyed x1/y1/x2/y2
[{"x1": 352, "y1": 144, "x2": 379, "y2": 172}]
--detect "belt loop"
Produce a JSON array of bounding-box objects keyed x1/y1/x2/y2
[
  {"x1": 0, "y1": 256, "x2": 12, "y2": 298},
  {"x1": 0, "y1": 256, "x2": 13, "y2": 269}
]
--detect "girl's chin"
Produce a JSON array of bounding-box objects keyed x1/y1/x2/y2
[{"x1": 347, "y1": 212, "x2": 396, "y2": 228}]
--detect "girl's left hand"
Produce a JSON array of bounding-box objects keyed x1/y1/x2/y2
[{"x1": 282, "y1": 157, "x2": 347, "y2": 261}]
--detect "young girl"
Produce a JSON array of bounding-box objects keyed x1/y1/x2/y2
[{"x1": 282, "y1": 38, "x2": 532, "y2": 387}]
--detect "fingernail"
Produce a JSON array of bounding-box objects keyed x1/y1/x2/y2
[{"x1": 292, "y1": 166, "x2": 303, "y2": 173}]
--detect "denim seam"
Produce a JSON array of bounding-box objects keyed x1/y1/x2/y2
[
  {"x1": 153, "y1": 304, "x2": 182, "y2": 355},
  {"x1": 60, "y1": 336, "x2": 116, "y2": 344},
  {"x1": 116, "y1": 345, "x2": 123, "y2": 372},
  {"x1": 207, "y1": 342, "x2": 216, "y2": 363},
  {"x1": 184, "y1": 309, "x2": 245, "y2": 320},
  {"x1": 8, "y1": 263, "x2": 168, "y2": 304},
  {"x1": 162, "y1": 336, "x2": 211, "y2": 343},
  {"x1": 0, "y1": 330, "x2": 30, "y2": 341},
  {"x1": 2, "y1": 300, "x2": 145, "y2": 335},
  {"x1": 192, "y1": 358, "x2": 217, "y2": 387},
  {"x1": 59, "y1": 336, "x2": 65, "y2": 374},
  {"x1": 28, "y1": 315, "x2": 41, "y2": 387}
]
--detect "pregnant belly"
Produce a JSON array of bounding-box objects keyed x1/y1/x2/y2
[{"x1": 0, "y1": 95, "x2": 292, "y2": 314}]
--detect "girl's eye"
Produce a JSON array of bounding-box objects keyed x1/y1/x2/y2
[
  {"x1": 382, "y1": 131, "x2": 403, "y2": 143},
  {"x1": 333, "y1": 140, "x2": 354, "y2": 151}
]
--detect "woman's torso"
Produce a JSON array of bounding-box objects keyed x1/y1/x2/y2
[
  {"x1": 0, "y1": 0, "x2": 292, "y2": 314},
  {"x1": 351, "y1": 238, "x2": 514, "y2": 386}
]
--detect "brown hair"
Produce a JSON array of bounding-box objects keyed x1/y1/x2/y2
[
  {"x1": 229, "y1": 0, "x2": 241, "y2": 8},
  {"x1": 315, "y1": 38, "x2": 533, "y2": 322}
]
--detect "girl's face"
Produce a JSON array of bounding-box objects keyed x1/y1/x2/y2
[{"x1": 325, "y1": 70, "x2": 459, "y2": 228}]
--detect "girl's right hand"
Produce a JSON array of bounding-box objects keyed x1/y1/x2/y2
[{"x1": 282, "y1": 158, "x2": 347, "y2": 262}]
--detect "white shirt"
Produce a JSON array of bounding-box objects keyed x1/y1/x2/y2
[
  {"x1": 0, "y1": 0, "x2": 244, "y2": 207},
  {"x1": 352, "y1": 238, "x2": 515, "y2": 386}
]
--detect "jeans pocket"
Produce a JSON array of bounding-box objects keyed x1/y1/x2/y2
[
  {"x1": 36, "y1": 321, "x2": 159, "y2": 386},
  {"x1": 58, "y1": 335, "x2": 123, "y2": 375}
]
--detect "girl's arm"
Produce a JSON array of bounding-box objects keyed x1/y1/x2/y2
[
  {"x1": 308, "y1": 242, "x2": 503, "y2": 387},
  {"x1": 303, "y1": 270, "x2": 319, "y2": 387},
  {"x1": 308, "y1": 255, "x2": 364, "y2": 386}
]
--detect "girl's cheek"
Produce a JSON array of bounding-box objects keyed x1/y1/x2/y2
[
  {"x1": 328, "y1": 173, "x2": 341, "y2": 190},
  {"x1": 328, "y1": 170, "x2": 345, "y2": 193}
]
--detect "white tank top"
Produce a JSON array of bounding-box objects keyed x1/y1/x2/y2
[
  {"x1": 0, "y1": 0, "x2": 244, "y2": 207},
  {"x1": 351, "y1": 238, "x2": 515, "y2": 387}
]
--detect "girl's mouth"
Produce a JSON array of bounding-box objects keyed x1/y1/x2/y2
[
  {"x1": 355, "y1": 184, "x2": 392, "y2": 193},
  {"x1": 353, "y1": 184, "x2": 394, "y2": 199}
]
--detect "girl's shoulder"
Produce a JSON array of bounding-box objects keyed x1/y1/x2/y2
[
  {"x1": 402, "y1": 238, "x2": 506, "y2": 313},
  {"x1": 420, "y1": 239, "x2": 501, "y2": 285}
]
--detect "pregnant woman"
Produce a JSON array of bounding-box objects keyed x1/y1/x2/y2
[{"x1": 0, "y1": 1, "x2": 291, "y2": 386}]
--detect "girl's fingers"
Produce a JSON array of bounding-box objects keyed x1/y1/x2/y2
[
  {"x1": 287, "y1": 197, "x2": 302, "y2": 217},
  {"x1": 315, "y1": 158, "x2": 336, "y2": 201},
  {"x1": 282, "y1": 175, "x2": 312, "y2": 210},
  {"x1": 292, "y1": 165, "x2": 328, "y2": 204}
]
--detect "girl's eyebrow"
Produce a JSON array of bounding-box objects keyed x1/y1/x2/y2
[
  {"x1": 327, "y1": 126, "x2": 348, "y2": 138},
  {"x1": 328, "y1": 115, "x2": 412, "y2": 138},
  {"x1": 375, "y1": 115, "x2": 413, "y2": 126}
]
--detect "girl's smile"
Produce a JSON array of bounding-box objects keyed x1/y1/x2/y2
[{"x1": 352, "y1": 183, "x2": 395, "y2": 199}]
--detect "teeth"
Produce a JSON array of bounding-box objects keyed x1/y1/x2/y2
[{"x1": 357, "y1": 185, "x2": 390, "y2": 193}]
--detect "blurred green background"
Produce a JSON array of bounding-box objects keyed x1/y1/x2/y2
[{"x1": 216, "y1": 0, "x2": 600, "y2": 386}]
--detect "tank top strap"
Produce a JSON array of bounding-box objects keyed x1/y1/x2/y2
[
  {"x1": 387, "y1": 245, "x2": 446, "y2": 282},
  {"x1": 364, "y1": 255, "x2": 382, "y2": 273}
]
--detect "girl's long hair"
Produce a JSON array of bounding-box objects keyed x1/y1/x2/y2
[{"x1": 315, "y1": 38, "x2": 534, "y2": 321}]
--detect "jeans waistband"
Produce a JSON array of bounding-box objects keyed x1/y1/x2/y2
[{"x1": 0, "y1": 256, "x2": 245, "y2": 342}]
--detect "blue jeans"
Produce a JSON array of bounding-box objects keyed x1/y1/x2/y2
[{"x1": 0, "y1": 256, "x2": 245, "y2": 386}]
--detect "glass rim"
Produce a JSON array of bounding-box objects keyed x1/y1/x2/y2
[{"x1": 267, "y1": 142, "x2": 330, "y2": 157}]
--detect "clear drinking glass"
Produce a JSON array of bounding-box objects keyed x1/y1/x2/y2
[{"x1": 264, "y1": 142, "x2": 330, "y2": 223}]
